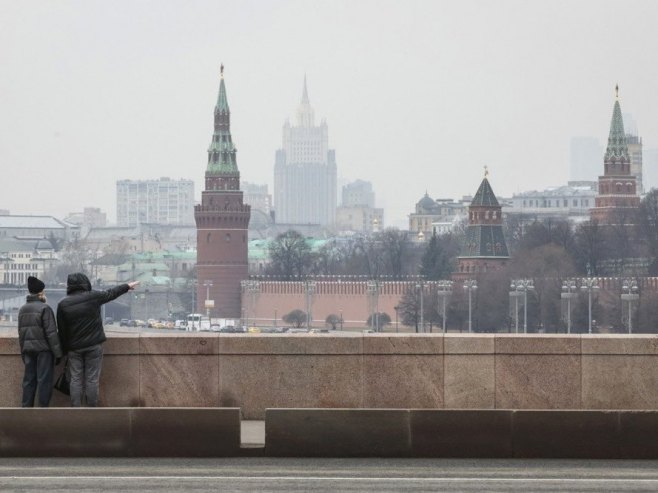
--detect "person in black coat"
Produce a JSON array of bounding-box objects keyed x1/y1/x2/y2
[
  {"x1": 56, "y1": 273, "x2": 139, "y2": 407},
  {"x1": 18, "y1": 276, "x2": 63, "y2": 407}
]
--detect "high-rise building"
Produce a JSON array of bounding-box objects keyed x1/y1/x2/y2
[
  {"x1": 626, "y1": 134, "x2": 643, "y2": 194},
  {"x1": 274, "y1": 77, "x2": 337, "y2": 225},
  {"x1": 194, "y1": 66, "x2": 250, "y2": 318},
  {"x1": 590, "y1": 86, "x2": 640, "y2": 224},
  {"x1": 570, "y1": 137, "x2": 603, "y2": 182},
  {"x1": 454, "y1": 173, "x2": 509, "y2": 279},
  {"x1": 342, "y1": 180, "x2": 375, "y2": 208},
  {"x1": 116, "y1": 178, "x2": 194, "y2": 226}
]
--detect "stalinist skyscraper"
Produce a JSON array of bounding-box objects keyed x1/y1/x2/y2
[{"x1": 274, "y1": 77, "x2": 337, "y2": 225}]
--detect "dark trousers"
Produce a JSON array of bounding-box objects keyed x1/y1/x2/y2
[
  {"x1": 69, "y1": 344, "x2": 103, "y2": 407},
  {"x1": 21, "y1": 351, "x2": 55, "y2": 407}
]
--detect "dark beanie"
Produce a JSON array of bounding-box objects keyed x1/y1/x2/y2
[{"x1": 28, "y1": 276, "x2": 45, "y2": 294}]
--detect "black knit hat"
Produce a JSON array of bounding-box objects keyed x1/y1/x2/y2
[{"x1": 27, "y1": 276, "x2": 45, "y2": 294}]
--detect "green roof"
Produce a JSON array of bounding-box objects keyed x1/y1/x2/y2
[
  {"x1": 470, "y1": 178, "x2": 499, "y2": 207},
  {"x1": 216, "y1": 78, "x2": 229, "y2": 113},
  {"x1": 604, "y1": 95, "x2": 629, "y2": 161}
]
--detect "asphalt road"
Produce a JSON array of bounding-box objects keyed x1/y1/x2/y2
[{"x1": 1, "y1": 458, "x2": 658, "y2": 492}]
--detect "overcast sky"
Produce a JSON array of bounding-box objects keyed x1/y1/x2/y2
[{"x1": 2, "y1": 0, "x2": 658, "y2": 228}]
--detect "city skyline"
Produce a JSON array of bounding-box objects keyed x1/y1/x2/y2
[{"x1": 2, "y1": 1, "x2": 658, "y2": 228}]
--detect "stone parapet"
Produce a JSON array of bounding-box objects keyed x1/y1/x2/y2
[{"x1": 2, "y1": 332, "x2": 658, "y2": 418}]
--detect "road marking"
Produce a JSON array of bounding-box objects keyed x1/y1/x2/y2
[{"x1": 3, "y1": 476, "x2": 658, "y2": 482}]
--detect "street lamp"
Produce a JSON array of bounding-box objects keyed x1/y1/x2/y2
[
  {"x1": 304, "y1": 280, "x2": 316, "y2": 331},
  {"x1": 621, "y1": 278, "x2": 639, "y2": 334},
  {"x1": 367, "y1": 280, "x2": 380, "y2": 332},
  {"x1": 415, "y1": 281, "x2": 425, "y2": 333},
  {"x1": 511, "y1": 279, "x2": 534, "y2": 334},
  {"x1": 203, "y1": 280, "x2": 213, "y2": 320},
  {"x1": 561, "y1": 279, "x2": 577, "y2": 334},
  {"x1": 394, "y1": 305, "x2": 399, "y2": 333},
  {"x1": 580, "y1": 277, "x2": 600, "y2": 334},
  {"x1": 463, "y1": 279, "x2": 477, "y2": 333},
  {"x1": 241, "y1": 280, "x2": 260, "y2": 329},
  {"x1": 509, "y1": 284, "x2": 522, "y2": 333},
  {"x1": 437, "y1": 280, "x2": 453, "y2": 333}
]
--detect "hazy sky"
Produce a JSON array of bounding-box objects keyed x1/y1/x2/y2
[{"x1": 2, "y1": 0, "x2": 658, "y2": 228}]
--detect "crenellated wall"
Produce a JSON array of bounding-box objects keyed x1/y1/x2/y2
[{"x1": 2, "y1": 331, "x2": 658, "y2": 419}]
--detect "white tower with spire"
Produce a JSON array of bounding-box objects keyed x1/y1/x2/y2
[{"x1": 275, "y1": 77, "x2": 337, "y2": 226}]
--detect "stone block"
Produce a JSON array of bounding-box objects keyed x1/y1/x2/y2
[
  {"x1": 0, "y1": 355, "x2": 25, "y2": 407},
  {"x1": 139, "y1": 333, "x2": 219, "y2": 355},
  {"x1": 444, "y1": 334, "x2": 495, "y2": 354},
  {"x1": 131, "y1": 408, "x2": 241, "y2": 456},
  {"x1": 512, "y1": 410, "x2": 619, "y2": 458},
  {"x1": 104, "y1": 332, "x2": 140, "y2": 355},
  {"x1": 619, "y1": 411, "x2": 658, "y2": 459},
  {"x1": 0, "y1": 408, "x2": 131, "y2": 457},
  {"x1": 363, "y1": 334, "x2": 443, "y2": 355},
  {"x1": 0, "y1": 333, "x2": 20, "y2": 355},
  {"x1": 410, "y1": 410, "x2": 512, "y2": 457},
  {"x1": 363, "y1": 355, "x2": 443, "y2": 409},
  {"x1": 495, "y1": 335, "x2": 580, "y2": 354},
  {"x1": 220, "y1": 354, "x2": 361, "y2": 419},
  {"x1": 218, "y1": 333, "x2": 362, "y2": 355},
  {"x1": 99, "y1": 355, "x2": 140, "y2": 407},
  {"x1": 265, "y1": 408, "x2": 411, "y2": 457},
  {"x1": 581, "y1": 335, "x2": 658, "y2": 355},
  {"x1": 140, "y1": 355, "x2": 219, "y2": 407},
  {"x1": 444, "y1": 355, "x2": 495, "y2": 408},
  {"x1": 582, "y1": 355, "x2": 658, "y2": 409},
  {"x1": 495, "y1": 355, "x2": 581, "y2": 409}
]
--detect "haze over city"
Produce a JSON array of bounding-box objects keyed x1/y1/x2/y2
[{"x1": 2, "y1": 0, "x2": 658, "y2": 227}]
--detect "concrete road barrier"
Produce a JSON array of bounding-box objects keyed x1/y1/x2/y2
[
  {"x1": 0, "y1": 408, "x2": 241, "y2": 457},
  {"x1": 265, "y1": 409, "x2": 658, "y2": 458}
]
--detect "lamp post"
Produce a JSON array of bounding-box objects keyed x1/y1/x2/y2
[
  {"x1": 203, "y1": 280, "x2": 213, "y2": 320},
  {"x1": 511, "y1": 279, "x2": 534, "y2": 334},
  {"x1": 340, "y1": 309, "x2": 343, "y2": 331},
  {"x1": 561, "y1": 279, "x2": 577, "y2": 334},
  {"x1": 437, "y1": 280, "x2": 453, "y2": 333},
  {"x1": 367, "y1": 280, "x2": 380, "y2": 332},
  {"x1": 463, "y1": 279, "x2": 477, "y2": 333},
  {"x1": 241, "y1": 280, "x2": 260, "y2": 329},
  {"x1": 304, "y1": 280, "x2": 316, "y2": 331},
  {"x1": 394, "y1": 305, "x2": 399, "y2": 333},
  {"x1": 415, "y1": 281, "x2": 425, "y2": 333},
  {"x1": 509, "y1": 283, "x2": 522, "y2": 333},
  {"x1": 621, "y1": 278, "x2": 639, "y2": 334},
  {"x1": 580, "y1": 277, "x2": 599, "y2": 334}
]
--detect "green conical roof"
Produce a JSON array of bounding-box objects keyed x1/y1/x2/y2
[
  {"x1": 216, "y1": 77, "x2": 229, "y2": 113},
  {"x1": 604, "y1": 89, "x2": 629, "y2": 161},
  {"x1": 470, "y1": 178, "x2": 499, "y2": 207}
]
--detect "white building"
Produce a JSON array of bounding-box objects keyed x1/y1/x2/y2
[
  {"x1": 116, "y1": 177, "x2": 195, "y2": 227},
  {"x1": 274, "y1": 77, "x2": 337, "y2": 226},
  {"x1": 506, "y1": 183, "x2": 597, "y2": 222},
  {"x1": 0, "y1": 239, "x2": 57, "y2": 286}
]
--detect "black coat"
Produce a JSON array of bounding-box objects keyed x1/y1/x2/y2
[
  {"x1": 56, "y1": 273, "x2": 130, "y2": 352},
  {"x1": 18, "y1": 295, "x2": 63, "y2": 358}
]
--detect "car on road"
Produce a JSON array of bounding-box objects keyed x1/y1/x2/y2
[{"x1": 119, "y1": 319, "x2": 133, "y2": 327}]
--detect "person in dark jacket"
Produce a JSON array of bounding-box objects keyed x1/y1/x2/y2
[
  {"x1": 18, "y1": 276, "x2": 63, "y2": 407},
  {"x1": 56, "y1": 273, "x2": 139, "y2": 407}
]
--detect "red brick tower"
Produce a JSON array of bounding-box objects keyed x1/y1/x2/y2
[
  {"x1": 590, "y1": 85, "x2": 640, "y2": 224},
  {"x1": 194, "y1": 66, "x2": 250, "y2": 318}
]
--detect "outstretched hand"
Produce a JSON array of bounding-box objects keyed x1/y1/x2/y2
[{"x1": 128, "y1": 281, "x2": 140, "y2": 290}]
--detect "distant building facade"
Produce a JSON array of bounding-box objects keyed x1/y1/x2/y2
[
  {"x1": 336, "y1": 180, "x2": 383, "y2": 233},
  {"x1": 590, "y1": 87, "x2": 641, "y2": 224},
  {"x1": 626, "y1": 134, "x2": 643, "y2": 194},
  {"x1": 116, "y1": 177, "x2": 195, "y2": 227},
  {"x1": 242, "y1": 182, "x2": 272, "y2": 216},
  {"x1": 194, "y1": 67, "x2": 250, "y2": 318},
  {"x1": 274, "y1": 77, "x2": 337, "y2": 226},
  {"x1": 0, "y1": 239, "x2": 56, "y2": 285},
  {"x1": 409, "y1": 193, "x2": 467, "y2": 240},
  {"x1": 506, "y1": 183, "x2": 597, "y2": 222},
  {"x1": 0, "y1": 215, "x2": 78, "y2": 242}
]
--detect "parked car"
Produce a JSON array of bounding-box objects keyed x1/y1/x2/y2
[
  {"x1": 119, "y1": 319, "x2": 132, "y2": 327},
  {"x1": 104, "y1": 317, "x2": 114, "y2": 325},
  {"x1": 133, "y1": 319, "x2": 146, "y2": 327}
]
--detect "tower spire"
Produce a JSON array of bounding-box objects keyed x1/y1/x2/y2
[
  {"x1": 604, "y1": 85, "x2": 628, "y2": 161},
  {"x1": 216, "y1": 64, "x2": 229, "y2": 113},
  {"x1": 302, "y1": 74, "x2": 309, "y2": 104}
]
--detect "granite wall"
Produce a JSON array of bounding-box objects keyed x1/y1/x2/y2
[{"x1": 2, "y1": 331, "x2": 658, "y2": 419}]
